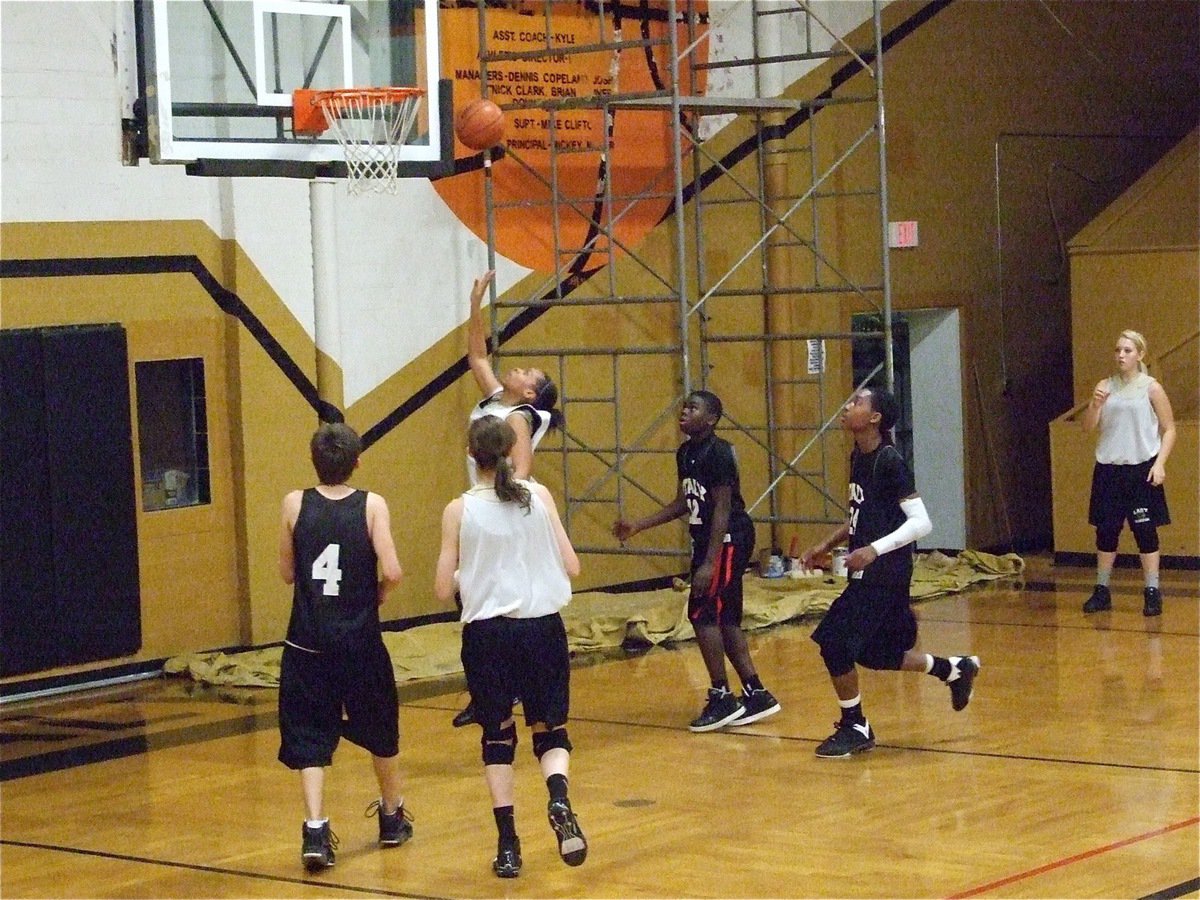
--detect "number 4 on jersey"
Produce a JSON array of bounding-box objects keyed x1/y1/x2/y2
[{"x1": 311, "y1": 543, "x2": 343, "y2": 596}]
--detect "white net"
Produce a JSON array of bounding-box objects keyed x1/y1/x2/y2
[{"x1": 318, "y1": 89, "x2": 424, "y2": 195}]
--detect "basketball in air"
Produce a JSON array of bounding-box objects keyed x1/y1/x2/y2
[{"x1": 455, "y1": 98, "x2": 506, "y2": 151}]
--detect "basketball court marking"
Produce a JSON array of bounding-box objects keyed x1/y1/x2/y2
[
  {"x1": 946, "y1": 816, "x2": 1200, "y2": 899},
  {"x1": 0, "y1": 839, "x2": 448, "y2": 900}
]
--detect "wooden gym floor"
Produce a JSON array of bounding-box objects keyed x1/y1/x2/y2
[{"x1": 1, "y1": 555, "x2": 1197, "y2": 899}]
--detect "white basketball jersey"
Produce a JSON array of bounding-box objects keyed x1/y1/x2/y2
[
  {"x1": 456, "y1": 483, "x2": 572, "y2": 623},
  {"x1": 466, "y1": 389, "x2": 552, "y2": 485},
  {"x1": 1096, "y1": 373, "x2": 1161, "y2": 465}
]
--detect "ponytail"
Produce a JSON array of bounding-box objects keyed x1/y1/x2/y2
[
  {"x1": 493, "y1": 456, "x2": 532, "y2": 511},
  {"x1": 532, "y1": 375, "x2": 564, "y2": 431},
  {"x1": 469, "y1": 415, "x2": 532, "y2": 512}
]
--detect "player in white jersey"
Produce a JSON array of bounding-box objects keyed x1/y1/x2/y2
[
  {"x1": 454, "y1": 269, "x2": 564, "y2": 726},
  {"x1": 1081, "y1": 330, "x2": 1175, "y2": 617},
  {"x1": 435, "y1": 416, "x2": 586, "y2": 878}
]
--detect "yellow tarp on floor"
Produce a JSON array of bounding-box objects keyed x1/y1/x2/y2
[{"x1": 163, "y1": 550, "x2": 1023, "y2": 688}]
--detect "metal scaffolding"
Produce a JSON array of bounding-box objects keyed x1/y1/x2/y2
[{"x1": 476, "y1": 0, "x2": 893, "y2": 564}]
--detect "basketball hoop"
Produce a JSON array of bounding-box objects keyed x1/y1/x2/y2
[{"x1": 293, "y1": 88, "x2": 425, "y2": 194}]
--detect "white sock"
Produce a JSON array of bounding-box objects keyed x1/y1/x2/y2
[{"x1": 306, "y1": 818, "x2": 328, "y2": 829}]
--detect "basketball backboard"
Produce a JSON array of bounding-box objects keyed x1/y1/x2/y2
[{"x1": 132, "y1": 0, "x2": 451, "y2": 178}]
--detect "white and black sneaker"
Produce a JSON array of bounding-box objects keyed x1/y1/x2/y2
[
  {"x1": 947, "y1": 656, "x2": 980, "y2": 711},
  {"x1": 815, "y1": 720, "x2": 875, "y2": 758},
  {"x1": 492, "y1": 836, "x2": 521, "y2": 878},
  {"x1": 548, "y1": 798, "x2": 587, "y2": 866},
  {"x1": 365, "y1": 799, "x2": 413, "y2": 847},
  {"x1": 688, "y1": 687, "x2": 745, "y2": 732},
  {"x1": 301, "y1": 821, "x2": 338, "y2": 872},
  {"x1": 736, "y1": 687, "x2": 781, "y2": 725}
]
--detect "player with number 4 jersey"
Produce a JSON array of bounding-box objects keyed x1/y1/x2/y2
[{"x1": 277, "y1": 423, "x2": 413, "y2": 873}]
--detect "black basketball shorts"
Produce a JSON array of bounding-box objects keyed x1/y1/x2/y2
[
  {"x1": 811, "y1": 579, "x2": 918, "y2": 677},
  {"x1": 688, "y1": 539, "x2": 753, "y2": 627},
  {"x1": 1088, "y1": 458, "x2": 1170, "y2": 528},
  {"x1": 277, "y1": 638, "x2": 400, "y2": 770},
  {"x1": 461, "y1": 613, "x2": 570, "y2": 730}
]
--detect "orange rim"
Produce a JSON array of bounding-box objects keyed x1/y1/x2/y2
[{"x1": 292, "y1": 87, "x2": 426, "y2": 136}]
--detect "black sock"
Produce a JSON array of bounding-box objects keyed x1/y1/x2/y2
[
  {"x1": 930, "y1": 656, "x2": 952, "y2": 681},
  {"x1": 493, "y1": 805, "x2": 517, "y2": 840},
  {"x1": 546, "y1": 773, "x2": 569, "y2": 803},
  {"x1": 742, "y1": 674, "x2": 764, "y2": 693},
  {"x1": 711, "y1": 679, "x2": 729, "y2": 693},
  {"x1": 840, "y1": 701, "x2": 865, "y2": 725}
]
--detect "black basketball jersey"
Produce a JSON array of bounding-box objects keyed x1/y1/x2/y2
[
  {"x1": 848, "y1": 443, "x2": 917, "y2": 587},
  {"x1": 285, "y1": 489, "x2": 381, "y2": 652},
  {"x1": 676, "y1": 434, "x2": 753, "y2": 550}
]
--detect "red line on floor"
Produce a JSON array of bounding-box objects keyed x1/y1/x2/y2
[{"x1": 947, "y1": 816, "x2": 1200, "y2": 899}]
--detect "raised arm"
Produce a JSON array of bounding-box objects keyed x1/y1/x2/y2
[
  {"x1": 366, "y1": 492, "x2": 403, "y2": 605},
  {"x1": 507, "y1": 410, "x2": 536, "y2": 480},
  {"x1": 467, "y1": 270, "x2": 503, "y2": 397}
]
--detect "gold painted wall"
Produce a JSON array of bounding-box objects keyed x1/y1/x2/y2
[
  {"x1": 4, "y1": 2, "x2": 1198, "y2": 682},
  {"x1": 1051, "y1": 129, "x2": 1198, "y2": 561},
  {"x1": 1, "y1": 222, "x2": 247, "y2": 669}
]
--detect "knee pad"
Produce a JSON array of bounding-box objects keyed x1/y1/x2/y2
[
  {"x1": 531, "y1": 727, "x2": 572, "y2": 760},
  {"x1": 819, "y1": 641, "x2": 855, "y2": 679},
  {"x1": 1095, "y1": 522, "x2": 1121, "y2": 553},
  {"x1": 1130, "y1": 521, "x2": 1159, "y2": 554},
  {"x1": 481, "y1": 723, "x2": 517, "y2": 766}
]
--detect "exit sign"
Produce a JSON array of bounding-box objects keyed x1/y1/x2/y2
[{"x1": 889, "y1": 220, "x2": 919, "y2": 248}]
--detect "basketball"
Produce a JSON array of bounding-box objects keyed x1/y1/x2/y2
[{"x1": 455, "y1": 98, "x2": 506, "y2": 151}]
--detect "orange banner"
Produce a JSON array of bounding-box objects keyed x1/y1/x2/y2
[{"x1": 433, "y1": 3, "x2": 709, "y2": 274}]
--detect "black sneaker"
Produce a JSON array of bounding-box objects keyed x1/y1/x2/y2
[
  {"x1": 1083, "y1": 585, "x2": 1112, "y2": 613},
  {"x1": 688, "y1": 687, "x2": 745, "y2": 732},
  {"x1": 948, "y1": 656, "x2": 980, "y2": 712},
  {"x1": 452, "y1": 701, "x2": 477, "y2": 728},
  {"x1": 1143, "y1": 587, "x2": 1163, "y2": 617},
  {"x1": 736, "y1": 687, "x2": 781, "y2": 725},
  {"x1": 301, "y1": 821, "x2": 338, "y2": 872},
  {"x1": 548, "y1": 798, "x2": 588, "y2": 866},
  {"x1": 493, "y1": 836, "x2": 522, "y2": 878},
  {"x1": 365, "y1": 799, "x2": 413, "y2": 847},
  {"x1": 814, "y1": 720, "x2": 875, "y2": 758}
]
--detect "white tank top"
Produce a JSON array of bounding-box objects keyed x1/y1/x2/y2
[
  {"x1": 457, "y1": 483, "x2": 572, "y2": 623},
  {"x1": 1095, "y1": 373, "x2": 1161, "y2": 465},
  {"x1": 466, "y1": 389, "x2": 552, "y2": 485}
]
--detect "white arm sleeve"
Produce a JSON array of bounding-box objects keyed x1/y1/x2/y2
[{"x1": 870, "y1": 496, "x2": 932, "y2": 557}]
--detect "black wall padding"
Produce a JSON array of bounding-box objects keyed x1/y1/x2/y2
[
  {"x1": 0, "y1": 325, "x2": 142, "y2": 676},
  {"x1": 1, "y1": 329, "x2": 59, "y2": 675}
]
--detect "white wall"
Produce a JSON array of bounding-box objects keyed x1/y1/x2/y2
[
  {"x1": 909, "y1": 308, "x2": 967, "y2": 550},
  {"x1": 0, "y1": 1, "x2": 519, "y2": 406},
  {"x1": 1, "y1": 1, "x2": 876, "y2": 405}
]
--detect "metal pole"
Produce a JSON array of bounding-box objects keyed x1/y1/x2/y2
[
  {"x1": 310, "y1": 178, "x2": 342, "y2": 420},
  {"x1": 873, "y1": 0, "x2": 894, "y2": 390},
  {"x1": 666, "y1": 0, "x2": 691, "y2": 395}
]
